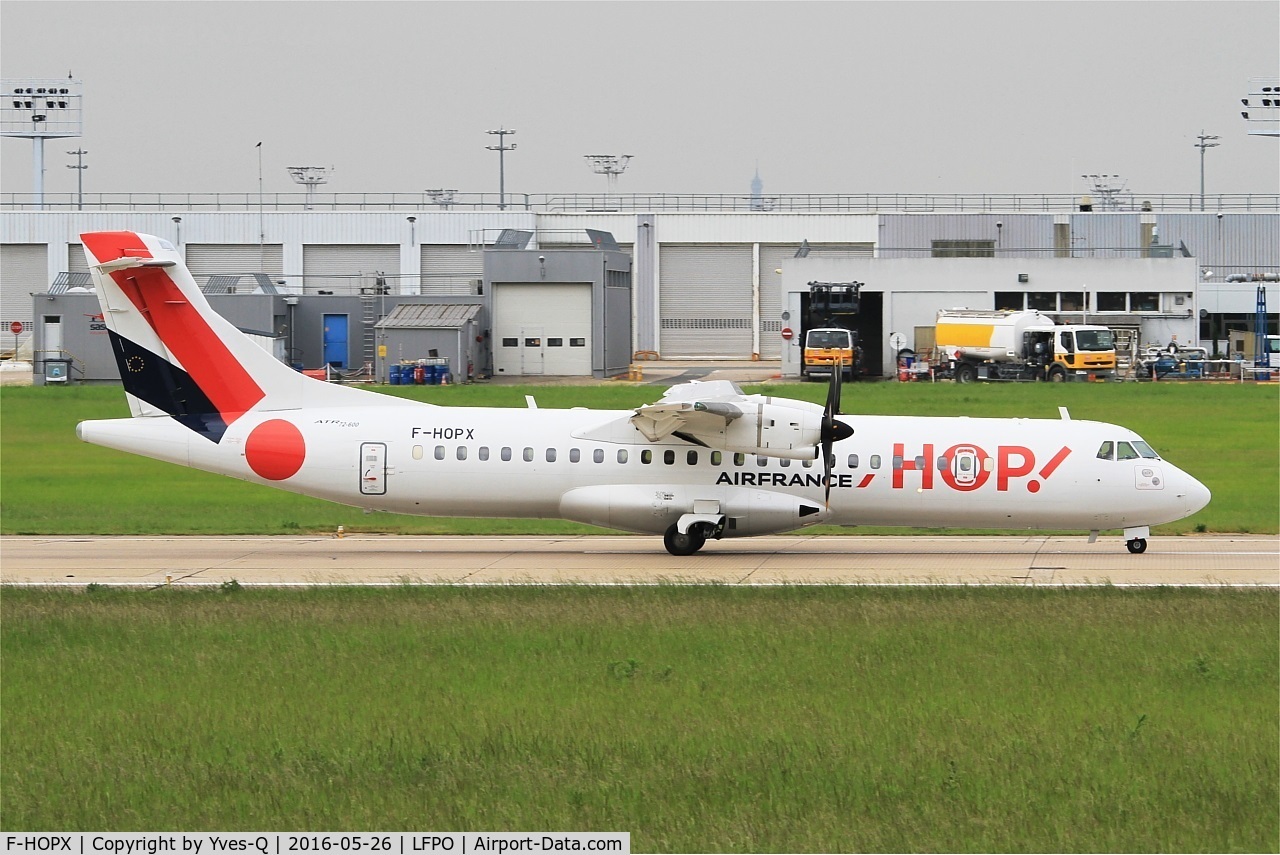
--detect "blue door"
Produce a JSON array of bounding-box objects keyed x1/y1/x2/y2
[{"x1": 323, "y1": 314, "x2": 348, "y2": 369}]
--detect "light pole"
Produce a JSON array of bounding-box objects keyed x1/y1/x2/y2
[
  {"x1": 1195, "y1": 130, "x2": 1220, "y2": 211},
  {"x1": 485, "y1": 128, "x2": 516, "y2": 210},
  {"x1": 66, "y1": 148, "x2": 87, "y2": 210}
]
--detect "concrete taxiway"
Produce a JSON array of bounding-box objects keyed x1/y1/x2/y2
[{"x1": 2, "y1": 534, "x2": 1277, "y2": 587}]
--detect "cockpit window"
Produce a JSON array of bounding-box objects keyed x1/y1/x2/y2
[
  {"x1": 1116, "y1": 441, "x2": 1140, "y2": 461},
  {"x1": 1096, "y1": 441, "x2": 1114, "y2": 461},
  {"x1": 1131, "y1": 440, "x2": 1160, "y2": 459}
]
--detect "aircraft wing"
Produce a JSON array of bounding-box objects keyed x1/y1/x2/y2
[
  {"x1": 628, "y1": 380, "x2": 824, "y2": 458},
  {"x1": 630, "y1": 399, "x2": 744, "y2": 443}
]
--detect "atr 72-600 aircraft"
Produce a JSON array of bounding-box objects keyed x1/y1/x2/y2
[{"x1": 76, "y1": 231, "x2": 1210, "y2": 555}]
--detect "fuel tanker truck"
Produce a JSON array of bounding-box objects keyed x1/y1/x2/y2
[{"x1": 935, "y1": 309, "x2": 1116, "y2": 383}]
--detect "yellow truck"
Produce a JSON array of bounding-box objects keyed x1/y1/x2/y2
[
  {"x1": 802, "y1": 327, "x2": 861, "y2": 381},
  {"x1": 935, "y1": 309, "x2": 1116, "y2": 383}
]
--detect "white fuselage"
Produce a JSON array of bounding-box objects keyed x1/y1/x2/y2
[{"x1": 78, "y1": 399, "x2": 1210, "y2": 537}]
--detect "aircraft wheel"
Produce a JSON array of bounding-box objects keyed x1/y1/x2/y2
[
  {"x1": 1126, "y1": 537, "x2": 1148, "y2": 554},
  {"x1": 664, "y1": 524, "x2": 706, "y2": 556}
]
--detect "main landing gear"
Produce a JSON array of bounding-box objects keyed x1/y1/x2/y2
[
  {"x1": 663, "y1": 523, "x2": 707, "y2": 556},
  {"x1": 1126, "y1": 538, "x2": 1148, "y2": 554}
]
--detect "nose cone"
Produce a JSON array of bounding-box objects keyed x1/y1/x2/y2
[{"x1": 1183, "y1": 474, "x2": 1212, "y2": 517}]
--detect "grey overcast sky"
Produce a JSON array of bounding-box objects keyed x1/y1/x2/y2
[{"x1": 1, "y1": 1, "x2": 1277, "y2": 199}]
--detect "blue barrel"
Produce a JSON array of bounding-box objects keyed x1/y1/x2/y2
[
  {"x1": 425, "y1": 365, "x2": 440, "y2": 385},
  {"x1": 388, "y1": 364, "x2": 402, "y2": 385}
]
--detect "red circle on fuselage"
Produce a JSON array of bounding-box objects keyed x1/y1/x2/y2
[{"x1": 244, "y1": 419, "x2": 306, "y2": 480}]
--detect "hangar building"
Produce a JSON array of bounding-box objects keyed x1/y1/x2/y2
[{"x1": 1, "y1": 196, "x2": 1276, "y2": 381}]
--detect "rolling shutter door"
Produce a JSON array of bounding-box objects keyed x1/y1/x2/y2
[
  {"x1": 659, "y1": 245, "x2": 753, "y2": 357},
  {"x1": 185, "y1": 244, "x2": 284, "y2": 289},
  {"x1": 303, "y1": 245, "x2": 397, "y2": 294},
  {"x1": 67, "y1": 244, "x2": 89, "y2": 276},
  {"x1": 421, "y1": 245, "x2": 483, "y2": 296},
  {"x1": 1, "y1": 244, "x2": 48, "y2": 331}
]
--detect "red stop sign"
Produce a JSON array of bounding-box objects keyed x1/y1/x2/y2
[
  {"x1": 10, "y1": 322, "x2": 22, "y2": 335},
  {"x1": 781, "y1": 327, "x2": 793, "y2": 340}
]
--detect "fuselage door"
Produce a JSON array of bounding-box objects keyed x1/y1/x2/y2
[
  {"x1": 951, "y1": 446, "x2": 979, "y2": 486},
  {"x1": 360, "y1": 442, "x2": 387, "y2": 495}
]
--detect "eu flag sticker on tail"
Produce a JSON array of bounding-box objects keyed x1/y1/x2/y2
[{"x1": 109, "y1": 330, "x2": 230, "y2": 442}]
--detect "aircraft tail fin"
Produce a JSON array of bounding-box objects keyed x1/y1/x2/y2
[{"x1": 82, "y1": 231, "x2": 380, "y2": 442}]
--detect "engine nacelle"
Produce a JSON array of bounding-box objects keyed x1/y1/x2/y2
[
  {"x1": 682, "y1": 398, "x2": 824, "y2": 460},
  {"x1": 559, "y1": 483, "x2": 828, "y2": 536}
]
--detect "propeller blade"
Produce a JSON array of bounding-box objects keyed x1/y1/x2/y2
[{"x1": 822, "y1": 356, "x2": 845, "y2": 506}]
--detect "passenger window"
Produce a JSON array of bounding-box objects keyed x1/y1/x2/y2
[
  {"x1": 478, "y1": 446, "x2": 489, "y2": 461},
  {"x1": 569, "y1": 448, "x2": 580, "y2": 463},
  {"x1": 664, "y1": 450, "x2": 675, "y2": 465},
  {"x1": 523, "y1": 447, "x2": 534, "y2": 462},
  {"x1": 848, "y1": 454, "x2": 859, "y2": 469},
  {"x1": 983, "y1": 457, "x2": 995, "y2": 472},
  {"x1": 870, "y1": 454, "x2": 882, "y2": 470},
  {"x1": 617, "y1": 449, "x2": 628, "y2": 464},
  {"x1": 756, "y1": 455, "x2": 768, "y2": 467},
  {"x1": 710, "y1": 451, "x2": 722, "y2": 465},
  {"x1": 412, "y1": 445, "x2": 423, "y2": 460},
  {"x1": 801, "y1": 458, "x2": 813, "y2": 469},
  {"x1": 937, "y1": 457, "x2": 947, "y2": 471},
  {"x1": 546, "y1": 448, "x2": 557, "y2": 463},
  {"x1": 434, "y1": 446, "x2": 445, "y2": 460},
  {"x1": 1097, "y1": 441, "x2": 1114, "y2": 461},
  {"x1": 733, "y1": 453, "x2": 745, "y2": 466},
  {"x1": 456, "y1": 446, "x2": 467, "y2": 461},
  {"x1": 1117, "y1": 441, "x2": 1140, "y2": 461},
  {"x1": 593, "y1": 448, "x2": 604, "y2": 463},
  {"x1": 780, "y1": 458, "x2": 791, "y2": 468},
  {"x1": 687, "y1": 450, "x2": 698, "y2": 465},
  {"x1": 501, "y1": 446, "x2": 512, "y2": 461},
  {"x1": 641, "y1": 450, "x2": 652, "y2": 464},
  {"x1": 892, "y1": 455, "x2": 903, "y2": 469}
]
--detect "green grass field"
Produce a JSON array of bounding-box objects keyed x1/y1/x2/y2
[
  {"x1": 1, "y1": 382, "x2": 1275, "y2": 535},
  {"x1": 2, "y1": 587, "x2": 1276, "y2": 851}
]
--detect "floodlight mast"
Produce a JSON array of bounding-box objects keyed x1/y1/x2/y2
[
  {"x1": 287, "y1": 166, "x2": 331, "y2": 210},
  {"x1": 486, "y1": 128, "x2": 517, "y2": 210},
  {"x1": 1194, "y1": 131, "x2": 1220, "y2": 212},
  {"x1": 585, "y1": 154, "x2": 633, "y2": 194},
  {"x1": 1080, "y1": 174, "x2": 1127, "y2": 211},
  {"x1": 2, "y1": 77, "x2": 83, "y2": 210}
]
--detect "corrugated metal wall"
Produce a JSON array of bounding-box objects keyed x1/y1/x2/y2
[
  {"x1": 878, "y1": 214, "x2": 1055, "y2": 257},
  {"x1": 1156, "y1": 213, "x2": 1280, "y2": 275},
  {"x1": 1068, "y1": 214, "x2": 1143, "y2": 259}
]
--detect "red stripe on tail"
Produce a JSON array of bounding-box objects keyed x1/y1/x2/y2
[{"x1": 83, "y1": 232, "x2": 265, "y2": 423}]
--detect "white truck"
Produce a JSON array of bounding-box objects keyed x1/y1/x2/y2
[{"x1": 935, "y1": 309, "x2": 1117, "y2": 383}]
